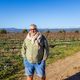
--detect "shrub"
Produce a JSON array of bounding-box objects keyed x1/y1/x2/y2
[
  {"x1": 0, "y1": 29, "x2": 7, "y2": 34},
  {"x1": 75, "y1": 30, "x2": 79, "y2": 33},
  {"x1": 59, "y1": 29, "x2": 66, "y2": 33},
  {"x1": 22, "y1": 29, "x2": 28, "y2": 33}
]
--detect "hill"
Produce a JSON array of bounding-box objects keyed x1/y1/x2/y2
[{"x1": 0, "y1": 28, "x2": 80, "y2": 32}]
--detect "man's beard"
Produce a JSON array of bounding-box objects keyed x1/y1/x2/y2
[{"x1": 31, "y1": 32, "x2": 37, "y2": 36}]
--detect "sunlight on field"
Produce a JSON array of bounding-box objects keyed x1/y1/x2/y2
[{"x1": 0, "y1": 32, "x2": 80, "y2": 79}]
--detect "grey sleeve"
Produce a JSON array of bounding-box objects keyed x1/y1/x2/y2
[{"x1": 43, "y1": 37, "x2": 49, "y2": 61}]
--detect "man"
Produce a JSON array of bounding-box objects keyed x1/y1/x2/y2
[{"x1": 21, "y1": 24, "x2": 49, "y2": 80}]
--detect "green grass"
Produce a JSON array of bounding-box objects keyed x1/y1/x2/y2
[
  {"x1": 46, "y1": 40, "x2": 80, "y2": 65},
  {"x1": 0, "y1": 39, "x2": 80, "y2": 80}
]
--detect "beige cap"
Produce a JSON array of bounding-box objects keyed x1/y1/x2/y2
[{"x1": 30, "y1": 24, "x2": 37, "y2": 29}]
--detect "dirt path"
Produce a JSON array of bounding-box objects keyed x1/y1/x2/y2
[
  {"x1": 46, "y1": 52, "x2": 80, "y2": 80},
  {"x1": 21, "y1": 52, "x2": 80, "y2": 80}
]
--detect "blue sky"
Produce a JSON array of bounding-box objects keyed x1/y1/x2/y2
[{"x1": 0, "y1": 0, "x2": 80, "y2": 29}]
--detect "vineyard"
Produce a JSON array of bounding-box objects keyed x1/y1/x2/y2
[{"x1": 0, "y1": 32, "x2": 80, "y2": 80}]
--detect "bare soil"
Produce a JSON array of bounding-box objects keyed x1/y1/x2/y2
[{"x1": 46, "y1": 52, "x2": 80, "y2": 80}]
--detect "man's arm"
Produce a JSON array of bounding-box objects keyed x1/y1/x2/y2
[
  {"x1": 43, "y1": 36, "x2": 49, "y2": 61},
  {"x1": 21, "y1": 40, "x2": 26, "y2": 59}
]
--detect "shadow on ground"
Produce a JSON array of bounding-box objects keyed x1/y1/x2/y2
[{"x1": 64, "y1": 72, "x2": 80, "y2": 80}]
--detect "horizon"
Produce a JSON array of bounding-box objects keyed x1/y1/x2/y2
[
  {"x1": 0, "y1": 0, "x2": 80, "y2": 29},
  {"x1": 0, "y1": 27, "x2": 80, "y2": 30}
]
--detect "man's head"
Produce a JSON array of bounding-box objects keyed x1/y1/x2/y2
[{"x1": 29, "y1": 24, "x2": 38, "y2": 34}]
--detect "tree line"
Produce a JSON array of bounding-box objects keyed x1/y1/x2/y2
[
  {"x1": 0, "y1": 29, "x2": 28, "y2": 34},
  {"x1": 0, "y1": 29, "x2": 80, "y2": 34}
]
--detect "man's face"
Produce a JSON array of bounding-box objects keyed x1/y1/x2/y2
[{"x1": 30, "y1": 26, "x2": 37, "y2": 34}]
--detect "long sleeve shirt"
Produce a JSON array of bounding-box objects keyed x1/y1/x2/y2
[{"x1": 21, "y1": 34, "x2": 49, "y2": 63}]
